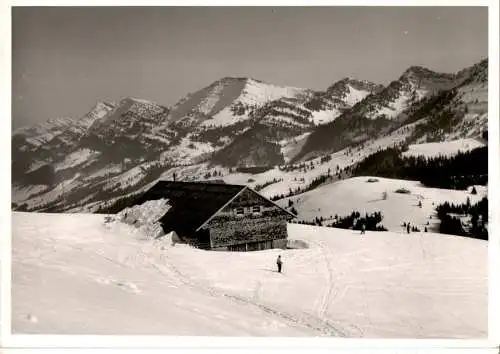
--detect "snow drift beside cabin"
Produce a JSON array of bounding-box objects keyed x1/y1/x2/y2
[{"x1": 115, "y1": 199, "x2": 171, "y2": 239}]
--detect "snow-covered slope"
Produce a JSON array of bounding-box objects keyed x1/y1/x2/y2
[
  {"x1": 82, "y1": 100, "x2": 117, "y2": 126},
  {"x1": 254, "y1": 77, "x2": 383, "y2": 127},
  {"x1": 13, "y1": 118, "x2": 76, "y2": 148},
  {"x1": 277, "y1": 176, "x2": 487, "y2": 232},
  {"x1": 13, "y1": 100, "x2": 117, "y2": 150},
  {"x1": 325, "y1": 78, "x2": 384, "y2": 114},
  {"x1": 357, "y1": 66, "x2": 456, "y2": 121},
  {"x1": 54, "y1": 148, "x2": 101, "y2": 172},
  {"x1": 402, "y1": 139, "x2": 486, "y2": 158},
  {"x1": 167, "y1": 77, "x2": 310, "y2": 128},
  {"x1": 294, "y1": 58, "x2": 488, "y2": 162},
  {"x1": 168, "y1": 76, "x2": 382, "y2": 129},
  {"x1": 12, "y1": 212, "x2": 487, "y2": 338},
  {"x1": 240, "y1": 78, "x2": 308, "y2": 106}
]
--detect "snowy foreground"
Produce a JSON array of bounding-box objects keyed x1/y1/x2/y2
[{"x1": 12, "y1": 211, "x2": 487, "y2": 338}]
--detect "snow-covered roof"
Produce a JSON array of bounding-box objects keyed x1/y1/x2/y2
[{"x1": 133, "y1": 180, "x2": 294, "y2": 235}]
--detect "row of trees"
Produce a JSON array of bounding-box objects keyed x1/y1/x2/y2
[
  {"x1": 435, "y1": 197, "x2": 488, "y2": 239},
  {"x1": 291, "y1": 210, "x2": 388, "y2": 231},
  {"x1": 329, "y1": 211, "x2": 388, "y2": 231},
  {"x1": 254, "y1": 177, "x2": 283, "y2": 192},
  {"x1": 352, "y1": 146, "x2": 487, "y2": 190},
  {"x1": 203, "y1": 169, "x2": 224, "y2": 179}
]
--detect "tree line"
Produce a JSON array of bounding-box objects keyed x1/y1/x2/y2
[
  {"x1": 435, "y1": 196, "x2": 488, "y2": 240},
  {"x1": 352, "y1": 146, "x2": 487, "y2": 190},
  {"x1": 291, "y1": 210, "x2": 388, "y2": 231}
]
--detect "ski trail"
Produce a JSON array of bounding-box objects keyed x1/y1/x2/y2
[
  {"x1": 316, "y1": 240, "x2": 336, "y2": 318},
  {"x1": 154, "y1": 247, "x2": 348, "y2": 337},
  {"x1": 310, "y1": 240, "x2": 365, "y2": 337},
  {"x1": 58, "y1": 242, "x2": 319, "y2": 334}
]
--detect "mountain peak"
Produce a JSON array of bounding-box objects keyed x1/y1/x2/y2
[
  {"x1": 401, "y1": 65, "x2": 456, "y2": 82},
  {"x1": 82, "y1": 99, "x2": 118, "y2": 126},
  {"x1": 219, "y1": 76, "x2": 249, "y2": 83},
  {"x1": 326, "y1": 77, "x2": 383, "y2": 96},
  {"x1": 119, "y1": 96, "x2": 159, "y2": 105},
  {"x1": 339, "y1": 76, "x2": 363, "y2": 83},
  {"x1": 216, "y1": 76, "x2": 274, "y2": 87},
  {"x1": 404, "y1": 65, "x2": 433, "y2": 74},
  {"x1": 94, "y1": 100, "x2": 116, "y2": 110}
]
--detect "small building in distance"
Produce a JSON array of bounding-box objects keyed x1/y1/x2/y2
[{"x1": 131, "y1": 180, "x2": 295, "y2": 251}]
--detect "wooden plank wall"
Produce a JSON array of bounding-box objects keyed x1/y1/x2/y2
[{"x1": 207, "y1": 188, "x2": 289, "y2": 249}]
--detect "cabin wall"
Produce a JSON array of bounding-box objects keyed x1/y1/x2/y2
[
  {"x1": 207, "y1": 189, "x2": 289, "y2": 250},
  {"x1": 159, "y1": 216, "x2": 211, "y2": 249}
]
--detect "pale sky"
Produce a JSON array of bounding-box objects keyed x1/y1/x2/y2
[{"x1": 12, "y1": 6, "x2": 488, "y2": 130}]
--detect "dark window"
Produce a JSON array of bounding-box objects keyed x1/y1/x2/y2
[
  {"x1": 236, "y1": 207, "x2": 245, "y2": 215},
  {"x1": 252, "y1": 206, "x2": 261, "y2": 213}
]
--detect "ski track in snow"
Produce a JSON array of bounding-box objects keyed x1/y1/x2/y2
[
  {"x1": 320, "y1": 242, "x2": 342, "y2": 319},
  {"x1": 12, "y1": 213, "x2": 343, "y2": 336},
  {"x1": 12, "y1": 212, "x2": 487, "y2": 338},
  {"x1": 312, "y1": 240, "x2": 365, "y2": 337},
  {"x1": 155, "y1": 243, "x2": 348, "y2": 337}
]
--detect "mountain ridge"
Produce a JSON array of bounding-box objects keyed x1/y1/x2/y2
[
  {"x1": 11, "y1": 58, "x2": 488, "y2": 213},
  {"x1": 292, "y1": 58, "x2": 488, "y2": 162}
]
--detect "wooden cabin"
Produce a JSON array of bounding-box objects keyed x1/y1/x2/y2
[{"x1": 131, "y1": 180, "x2": 295, "y2": 251}]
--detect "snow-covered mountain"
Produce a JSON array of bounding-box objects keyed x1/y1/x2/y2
[
  {"x1": 11, "y1": 58, "x2": 488, "y2": 213},
  {"x1": 356, "y1": 66, "x2": 457, "y2": 121},
  {"x1": 168, "y1": 77, "x2": 311, "y2": 127},
  {"x1": 244, "y1": 77, "x2": 384, "y2": 128},
  {"x1": 193, "y1": 77, "x2": 383, "y2": 167},
  {"x1": 84, "y1": 100, "x2": 117, "y2": 125},
  {"x1": 13, "y1": 100, "x2": 117, "y2": 150},
  {"x1": 12, "y1": 96, "x2": 172, "y2": 188},
  {"x1": 294, "y1": 59, "x2": 488, "y2": 161},
  {"x1": 326, "y1": 77, "x2": 384, "y2": 108}
]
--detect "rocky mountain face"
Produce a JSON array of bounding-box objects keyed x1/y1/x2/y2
[
  {"x1": 294, "y1": 59, "x2": 488, "y2": 161},
  {"x1": 11, "y1": 58, "x2": 488, "y2": 213}
]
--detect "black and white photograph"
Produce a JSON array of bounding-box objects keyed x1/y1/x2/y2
[{"x1": 5, "y1": 3, "x2": 498, "y2": 345}]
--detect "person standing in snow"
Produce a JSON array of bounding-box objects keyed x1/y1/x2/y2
[
  {"x1": 276, "y1": 255, "x2": 283, "y2": 273},
  {"x1": 407, "y1": 222, "x2": 411, "y2": 234},
  {"x1": 361, "y1": 223, "x2": 365, "y2": 235}
]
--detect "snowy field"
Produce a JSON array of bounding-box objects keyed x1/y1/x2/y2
[
  {"x1": 54, "y1": 148, "x2": 101, "y2": 172},
  {"x1": 12, "y1": 211, "x2": 487, "y2": 338},
  {"x1": 277, "y1": 176, "x2": 487, "y2": 232},
  {"x1": 402, "y1": 139, "x2": 486, "y2": 159}
]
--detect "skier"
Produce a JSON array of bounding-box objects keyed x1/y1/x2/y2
[
  {"x1": 407, "y1": 222, "x2": 411, "y2": 234},
  {"x1": 276, "y1": 255, "x2": 283, "y2": 273},
  {"x1": 361, "y1": 223, "x2": 365, "y2": 235}
]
